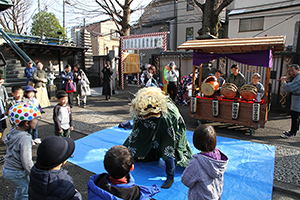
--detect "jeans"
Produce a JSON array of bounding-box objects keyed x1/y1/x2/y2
[
  {"x1": 2, "y1": 167, "x2": 29, "y2": 200},
  {"x1": 165, "y1": 156, "x2": 175, "y2": 180},
  {"x1": 148, "y1": 148, "x2": 175, "y2": 180},
  {"x1": 30, "y1": 122, "x2": 38, "y2": 139},
  {"x1": 68, "y1": 92, "x2": 73, "y2": 106},
  {"x1": 290, "y1": 110, "x2": 300, "y2": 135}
]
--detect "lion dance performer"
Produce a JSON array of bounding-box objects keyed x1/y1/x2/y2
[{"x1": 123, "y1": 87, "x2": 193, "y2": 189}]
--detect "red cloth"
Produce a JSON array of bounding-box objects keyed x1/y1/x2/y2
[{"x1": 108, "y1": 176, "x2": 128, "y2": 185}]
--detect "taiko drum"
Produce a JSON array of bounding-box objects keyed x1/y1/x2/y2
[{"x1": 201, "y1": 76, "x2": 219, "y2": 97}]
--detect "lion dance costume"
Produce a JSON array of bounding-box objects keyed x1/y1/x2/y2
[{"x1": 123, "y1": 87, "x2": 193, "y2": 188}]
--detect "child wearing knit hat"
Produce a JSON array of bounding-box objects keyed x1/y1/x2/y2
[{"x1": 28, "y1": 136, "x2": 82, "y2": 200}]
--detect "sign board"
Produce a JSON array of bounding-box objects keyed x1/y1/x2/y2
[
  {"x1": 123, "y1": 53, "x2": 140, "y2": 74},
  {"x1": 123, "y1": 36, "x2": 164, "y2": 50},
  {"x1": 120, "y1": 32, "x2": 169, "y2": 89}
]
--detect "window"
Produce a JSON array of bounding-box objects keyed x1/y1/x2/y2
[
  {"x1": 187, "y1": 0, "x2": 194, "y2": 11},
  {"x1": 186, "y1": 27, "x2": 194, "y2": 41},
  {"x1": 111, "y1": 29, "x2": 119, "y2": 40},
  {"x1": 239, "y1": 17, "x2": 264, "y2": 32}
]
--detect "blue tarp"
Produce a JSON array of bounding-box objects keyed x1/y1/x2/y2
[{"x1": 69, "y1": 125, "x2": 275, "y2": 200}]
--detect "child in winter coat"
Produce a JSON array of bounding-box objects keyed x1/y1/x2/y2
[
  {"x1": 87, "y1": 145, "x2": 160, "y2": 200},
  {"x1": 24, "y1": 85, "x2": 42, "y2": 144},
  {"x1": 29, "y1": 136, "x2": 82, "y2": 200},
  {"x1": 181, "y1": 125, "x2": 229, "y2": 200},
  {"x1": 3, "y1": 103, "x2": 41, "y2": 199}
]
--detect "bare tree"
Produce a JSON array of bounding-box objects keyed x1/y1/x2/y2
[
  {"x1": 0, "y1": 0, "x2": 32, "y2": 34},
  {"x1": 194, "y1": 0, "x2": 234, "y2": 38},
  {"x1": 95, "y1": 0, "x2": 135, "y2": 37}
]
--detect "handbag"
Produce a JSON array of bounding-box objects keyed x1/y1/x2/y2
[
  {"x1": 66, "y1": 80, "x2": 76, "y2": 93},
  {"x1": 81, "y1": 82, "x2": 91, "y2": 96}
]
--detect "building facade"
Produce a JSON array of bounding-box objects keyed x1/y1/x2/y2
[
  {"x1": 227, "y1": 1, "x2": 300, "y2": 48},
  {"x1": 71, "y1": 20, "x2": 120, "y2": 56}
]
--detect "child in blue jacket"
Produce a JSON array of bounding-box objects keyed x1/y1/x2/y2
[{"x1": 87, "y1": 145, "x2": 160, "y2": 200}]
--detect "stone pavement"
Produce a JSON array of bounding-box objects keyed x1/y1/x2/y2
[{"x1": 0, "y1": 85, "x2": 300, "y2": 199}]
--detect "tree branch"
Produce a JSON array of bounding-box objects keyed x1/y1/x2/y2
[
  {"x1": 215, "y1": 0, "x2": 234, "y2": 15},
  {"x1": 95, "y1": 0, "x2": 121, "y2": 33},
  {"x1": 95, "y1": 0, "x2": 121, "y2": 20},
  {"x1": 193, "y1": 0, "x2": 204, "y2": 12},
  {"x1": 108, "y1": 0, "x2": 122, "y2": 19},
  {"x1": 114, "y1": 0, "x2": 123, "y2": 10},
  {"x1": 128, "y1": 0, "x2": 134, "y2": 6}
]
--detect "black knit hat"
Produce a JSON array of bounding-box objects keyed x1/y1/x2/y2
[
  {"x1": 56, "y1": 90, "x2": 68, "y2": 99},
  {"x1": 169, "y1": 61, "x2": 175, "y2": 68},
  {"x1": 36, "y1": 136, "x2": 75, "y2": 169}
]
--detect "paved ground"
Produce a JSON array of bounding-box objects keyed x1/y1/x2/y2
[{"x1": 0, "y1": 85, "x2": 300, "y2": 199}]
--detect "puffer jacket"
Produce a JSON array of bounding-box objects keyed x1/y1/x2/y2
[
  {"x1": 87, "y1": 173, "x2": 160, "y2": 200},
  {"x1": 29, "y1": 165, "x2": 82, "y2": 200}
]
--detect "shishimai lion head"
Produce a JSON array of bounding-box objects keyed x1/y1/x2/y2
[{"x1": 130, "y1": 87, "x2": 169, "y2": 120}]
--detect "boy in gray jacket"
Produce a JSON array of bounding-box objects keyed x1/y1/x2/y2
[
  {"x1": 3, "y1": 103, "x2": 41, "y2": 200},
  {"x1": 181, "y1": 125, "x2": 228, "y2": 200}
]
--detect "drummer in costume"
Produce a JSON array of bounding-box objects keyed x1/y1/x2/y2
[
  {"x1": 226, "y1": 64, "x2": 246, "y2": 92},
  {"x1": 123, "y1": 87, "x2": 193, "y2": 189},
  {"x1": 248, "y1": 73, "x2": 264, "y2": 101}
]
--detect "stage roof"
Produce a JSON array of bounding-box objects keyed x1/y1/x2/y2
[{"x1": 177, "y1": 36, "x2": 286, "y2": 53}]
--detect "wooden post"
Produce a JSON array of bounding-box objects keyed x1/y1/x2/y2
[
  {"x1": 192, "y1": 65, "x2": 196, "y2": 96},
  {"x1": 137, "y1": 50, "x2": 139, "y2": 88},
  {"x1": 198, "y1": 64, "x2": 202, "y2": 92},
  {"x1": 264, "y1": 67, "x2": 271, "y2": 103}
]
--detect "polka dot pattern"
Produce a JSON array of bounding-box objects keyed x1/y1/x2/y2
[{"x1": 8, "y1": 103, "x2": 41, "y2": 126}]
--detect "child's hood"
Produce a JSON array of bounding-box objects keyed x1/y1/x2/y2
[
  {"x1": 4, "y1": 127, "x2": 31, "y2": 148},
  {"x1": 195, "y1": 150, "x2": 229, "y2": 179},
  {"x1": 30, "y1": 166, "x2": 73, "y2": 196}
]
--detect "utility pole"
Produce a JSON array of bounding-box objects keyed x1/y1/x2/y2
[
  {"x1": 63, "y1": 0, "x2": 65, "y2": 28},
  {"x1": 38, "y1": 0, "x2": 40, "y2": 12}
]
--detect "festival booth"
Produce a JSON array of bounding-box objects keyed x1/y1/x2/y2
[{"x1": 178, "y1": 36, "x2": 286, "y2": 134}]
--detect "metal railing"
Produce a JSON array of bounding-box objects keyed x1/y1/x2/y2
[{"x1": 0, "y1": 29, "x2": 33, "y2": 65}]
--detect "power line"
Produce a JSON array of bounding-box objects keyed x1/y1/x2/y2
[{"x1": 253, "y1": 11, "x2": 300, "y2": 37}]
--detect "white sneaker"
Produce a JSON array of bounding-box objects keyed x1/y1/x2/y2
[{"x1": 34, "y1": 138, "x2": 42, "y2": 144}]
